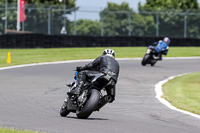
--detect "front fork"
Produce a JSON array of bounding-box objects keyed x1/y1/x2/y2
[{"x1": 77, "y1": 90, "x2": 88, "y2": 107}]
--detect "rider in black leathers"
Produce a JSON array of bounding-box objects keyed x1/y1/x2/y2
[{"x1": 68, "y1": 49, "x2": 120, "y2": 103}]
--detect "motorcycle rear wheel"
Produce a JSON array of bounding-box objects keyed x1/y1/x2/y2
[
  {"x1": 151, "y1": 60, "x2": 157, "y2": 66},
  {"x1": 76, "y1": 89, "x2": 100, "y2": 119}
]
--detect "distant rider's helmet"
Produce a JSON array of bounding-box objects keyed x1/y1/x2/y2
[
  {"x1": 102, "y1": 49, "x2": 115, "y2": 58},
  {"x1": 163, "y1": 37, "x2": 170, "y2": 45}
]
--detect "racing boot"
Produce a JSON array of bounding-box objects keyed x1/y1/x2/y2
[
  {"x1": 158, "y1": 54, "x2": 162, "y2": 60},
  {"x1": 67, "y1": 81, "x2": 84, "y2": 95}
]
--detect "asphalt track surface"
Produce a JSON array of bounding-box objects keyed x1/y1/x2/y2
[{"x1": 0, "y1": 58, "x2": 200, "y2": 133}]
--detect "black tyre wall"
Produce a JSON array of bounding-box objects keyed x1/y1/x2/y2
[{"x1": 76, "y1": 89, "x2": 100, "y2": 119}]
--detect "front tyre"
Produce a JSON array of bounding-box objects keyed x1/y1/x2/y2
[
  {"x1": 76, "y1": 89, "x2": 100, "y2": 119},
  {"x1": 141, "y1": 54, "x2": 150, "y2": 66},
  {"x1": 60, "y1": 99, "x2": 70, "y2": 117}
]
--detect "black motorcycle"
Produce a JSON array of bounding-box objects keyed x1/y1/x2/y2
[
  {"x1": 60, "y1": 71, "x2": 113, "y2": 119},
  {"x1": 141, "y1": 46, "x2": 159, "y2": 66}
]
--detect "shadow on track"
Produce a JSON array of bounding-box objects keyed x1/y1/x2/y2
[{"x1": 64, "y1": 116, "x2": 109, "y2": 121}]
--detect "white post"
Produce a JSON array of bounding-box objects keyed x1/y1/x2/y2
[
  {"x1": 5, "y1": 0, "x2": 8, "y2": 34},
  {"x1": 48, "y1": 6, "x2": 52, "y2": 35},
  {"x1": 156, "y1": 12, "x2": 159, "y2": 37},
  {"x1": 128, "y1": 12, "x2": 131, "y2": 36},
  {"x1": 17, "y1": 0, "x2": 20, "y2": 31},
  {"x1": 184, "y1": 13, "x2": 187, "y2": 38},
  {"x1": 74, "y1": 9, "x2": 76, "y2": 35}
]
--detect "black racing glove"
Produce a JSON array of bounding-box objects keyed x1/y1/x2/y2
[{"x1": 76, "y1": 66, "x2": 83, "y2": 72}]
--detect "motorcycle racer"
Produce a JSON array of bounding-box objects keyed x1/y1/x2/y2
[
  {"x1": 152, "y1": 37, "x2": 170, "y2": 60},
  {"x1": 68, "y1": 49, "x2": 120, "y2": 104}
]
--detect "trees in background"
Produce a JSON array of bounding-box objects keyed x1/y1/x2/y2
[
  {"x1": 138, "y1": 0, "x2": 200, "y2": 38},
  {"x1": 76, "y1": 0, "x2": 200, "y2": 38},
  {"x1": 100, "y1": 2, "x2": 132, "y2": 36},
  {"x1": 131, "y1": 12, "x2": 155, "y2": 36},
  {"x1": 74, "y1": 19, "x2": 101, "y2": 36},
  {"x1": 0, "y1": 0, "x2": 76, "y2": 34},
  {"x1": 1, "y1": 0, "x2": 200, "y2": 38},
  {"x1": 25, "y1": 0, "x2": 76, "y2": 7},
  {"x1": 138, "y1": 0, "x2": 198, "y2": 10},
  {"x1": 74, "y1": 2, "x2": 155, "y2": 36},
  {"x1": 97, "y1": 2, "x2": 156, "y2": 36}
]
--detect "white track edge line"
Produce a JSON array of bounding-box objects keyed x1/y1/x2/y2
[
  {"x1": 0, "y1": 57, "x2": 200, "y2": 71},
  {"x1": 1, "y1": 57, "x2": 200, "y2": 118},
  {"x1": 155, "y1": 73, "x2": 200, "y2": 119}
]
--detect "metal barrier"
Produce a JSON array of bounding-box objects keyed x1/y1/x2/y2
[
  {"x1": 0, "y1": 34, "x2": 199, "y2": 48},
  {"x1": 1, "y1": 3, "x2": 200, "y2": 38}
]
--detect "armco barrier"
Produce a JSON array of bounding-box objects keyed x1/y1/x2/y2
[{"x1": 0, "y1": 34, "x2": 199, "y2": 48}]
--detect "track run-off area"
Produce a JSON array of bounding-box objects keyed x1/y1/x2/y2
[{"x1": 0, "y1": 57, "x2": 200, "y2": 133}]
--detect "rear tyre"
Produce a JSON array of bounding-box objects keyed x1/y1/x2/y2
[
  {"x1": 60, "y1": 100, "x2": 70, "y2": 117},
  {"x1": 150, "y1": 59, "x2": 157, "y2": 66},
  {"x1": 76, "y1": 89, "x2": 100, "y2": 119},
  {"x1": 151, "y1": 62, "x2": 156, "y2": 66}
]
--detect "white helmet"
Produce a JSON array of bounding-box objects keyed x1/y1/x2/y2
[{"x1": 102, "y1": 49, "x2": 115, "y2": 58}]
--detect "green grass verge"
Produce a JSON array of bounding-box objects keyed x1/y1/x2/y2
[
  {"x1": 0, "y1": 128, "x2": 44, "y2": 133},
  {"x1": 162, "y1": 72, "x2": 200, "y2": 115},
  {"x1": 0, "y1": 47, "x2": 200, "y2": 68}
]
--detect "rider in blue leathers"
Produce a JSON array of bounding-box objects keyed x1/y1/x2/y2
[{"x1": 152, "y1": 37, "x2": 170, "y2": 60}]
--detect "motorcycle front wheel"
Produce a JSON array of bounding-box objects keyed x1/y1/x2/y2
[
  {"x1": 76, "y1": 89, "x2": 100, "y2": 119},
  {"x1": 60, "y1": 99, "x2": 70, "y2": 117},
  {"x1": 141, "y1": 54, "x2": 150, "y2": 66}
]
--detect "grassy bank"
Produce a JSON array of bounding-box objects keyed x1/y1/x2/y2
[
  {"x1": 0, "y1": 128, "x2": 44, "y2": 133},
  {"x1": 162, "y1": 72, "x2": 200, "y2": 115},
  {"x1": 0, "y1": 47, "x2": 200, "y2": 67}
]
